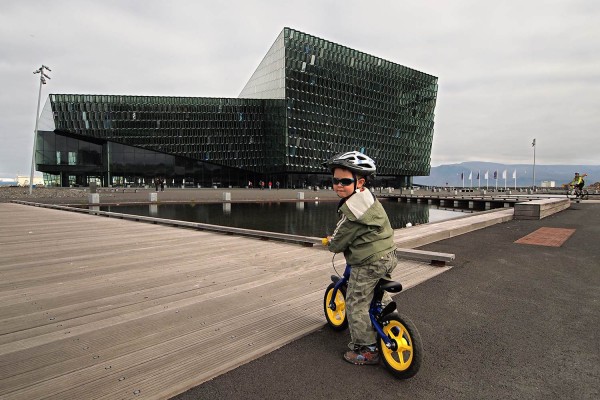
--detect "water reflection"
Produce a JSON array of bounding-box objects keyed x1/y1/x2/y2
[{"x1": 102, "y1": 200, "x2": 462, "y2": 237}]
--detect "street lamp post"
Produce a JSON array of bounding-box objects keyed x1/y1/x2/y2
[
  {"x1": 532, "y1": 138, "x2": 536, "y2": 191},
  {"x1": 29, "y1": 65, "x2": 51, "y2": 195}
]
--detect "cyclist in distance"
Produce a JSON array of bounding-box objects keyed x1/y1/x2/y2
[
  {"x1": 569, "y1": 172, "x2": 587, "y2": 193},
  {"x1": 323, "y1": 151, "x2": 398, "y2": 365}
]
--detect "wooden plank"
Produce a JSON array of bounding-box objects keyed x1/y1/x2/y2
[
  {"x1": 11, "y1": 201, "x2": 322, "y2": 246},
  {"x1": 396, "y1": 248, "x2": 455, "y2": 265},
  {"x1": 0, "y1": 203, "x2": 450, "y2": 400}
]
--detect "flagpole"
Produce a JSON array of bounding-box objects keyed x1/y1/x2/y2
[
  {"x1": 532, "y1": 138, "x2": 536, "y2": 191},
  {"x1": 495, "y1": 171, "x2": 498, "y2": 191}
]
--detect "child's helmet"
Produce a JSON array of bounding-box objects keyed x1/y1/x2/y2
[{"x1": 324, "y1": 151, "x2": 377, "y2": 176}]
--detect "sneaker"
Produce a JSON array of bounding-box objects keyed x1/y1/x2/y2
[{"x1": 343, "y1": 346, "x2": 379, "y2": 365}]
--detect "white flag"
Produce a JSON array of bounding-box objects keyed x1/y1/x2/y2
[
  {"x1": 502, "y1": 170, "x2": 507, "y2": 179},
  {"x1": 512, "y1": 170, "x2": 517, "y2": 179},
  {"x1": 484, "y1": 170, "x2": 489, "y2": 179}
]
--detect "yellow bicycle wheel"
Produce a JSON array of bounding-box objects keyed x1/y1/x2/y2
[
  {"x1": 323, "y1": 283, "x2": 348, "y2": 331},
  {"x1": 379, "y1": 314, "x2": 423, "y2": 379}
]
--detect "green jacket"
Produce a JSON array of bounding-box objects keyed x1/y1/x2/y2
[{"x1": 328, "y1": 189, "x2": 396, "y2": 266}]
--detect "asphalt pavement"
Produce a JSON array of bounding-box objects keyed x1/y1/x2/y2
[{"x1": 172, "y1": 202, "x2": 599, "y2": 400}]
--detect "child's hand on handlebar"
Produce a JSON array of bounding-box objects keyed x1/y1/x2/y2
[{"x1": 322, "y1": 236, "x2": 331, "y2": 246}]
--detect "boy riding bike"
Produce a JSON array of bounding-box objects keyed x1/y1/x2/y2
[{"x1": 323, "y1": 151, "x2": 398, "y2": 365}]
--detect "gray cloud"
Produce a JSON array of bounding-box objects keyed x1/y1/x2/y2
[{"x1": 1, "y1": 0, "x2": 599, "y2": 177}]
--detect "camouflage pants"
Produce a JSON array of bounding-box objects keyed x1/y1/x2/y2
[{"x1": 346, "y1": 250, "x2": 397, "y2": 349}]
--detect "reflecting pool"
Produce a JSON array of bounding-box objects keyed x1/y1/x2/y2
[{"x1": 101, "y1": 200, "x2": 466, "y2": 237}]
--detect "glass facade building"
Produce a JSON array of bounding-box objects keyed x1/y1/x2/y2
[{"x1": 35, "y1": 27, "x2": 438, "y2": 188}]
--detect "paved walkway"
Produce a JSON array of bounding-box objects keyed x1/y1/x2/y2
[
  {"x1": 0, "y1": 187, "x2": 339, "y2": 205},
  {"x1": 174, "y1": 202, "x2": 599, "y2": 400},
  {"x1": 5, "y1": 186, "x2": 596, "y2": 205}
]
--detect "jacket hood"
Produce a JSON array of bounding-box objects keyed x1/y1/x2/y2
[{"x1": 339, "y1": 189, "x2": 386, "y2": 227}]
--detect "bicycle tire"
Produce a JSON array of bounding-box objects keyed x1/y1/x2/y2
[
  {"x1": 378, "y1": 313, "x2": 423, "y2": 379},
  {"x1": 323, "y1": 283, "x2": 348, "y2": 331}
]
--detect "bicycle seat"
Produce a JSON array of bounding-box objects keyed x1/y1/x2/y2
[{"x1": 378, "y1": 279, "x2": 402, "y2": 293}]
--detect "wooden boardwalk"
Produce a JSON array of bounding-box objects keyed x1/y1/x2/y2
[{"x1": 0, "y1": 203, "x2": 451, "y2": 400}]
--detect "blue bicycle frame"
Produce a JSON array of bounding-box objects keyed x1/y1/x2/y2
[{"x1": 328, "y1": 264, "x2": 396, "y2": 348}]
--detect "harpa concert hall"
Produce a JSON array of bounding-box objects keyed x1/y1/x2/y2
[{"x1": 35, "y1": 27, "x2": 438, "y2": 188}]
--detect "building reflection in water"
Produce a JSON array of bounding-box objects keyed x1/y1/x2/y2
[{"x1": 104, "y1": 199, "x2": 461, "y2": 237}]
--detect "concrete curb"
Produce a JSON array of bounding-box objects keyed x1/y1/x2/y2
[{"x1": 394, "y1": 208, "x2": 515, "y2": 248}]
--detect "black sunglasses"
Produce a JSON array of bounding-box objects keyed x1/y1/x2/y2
[{"x1": 332, "y1": 177, "x2": 356, "y2": 186}]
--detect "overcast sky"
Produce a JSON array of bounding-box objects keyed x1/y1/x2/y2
[{"x1": 1, "y1": 0, "x2": 598, "y2": 177}]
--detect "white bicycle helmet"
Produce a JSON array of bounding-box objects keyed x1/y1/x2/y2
[{"x1": 324, "y1": 151, "x2": 377, "y2": 176}]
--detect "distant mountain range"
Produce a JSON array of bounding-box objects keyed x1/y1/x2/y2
[{"x1": 413, "y1": 162, "x2": 600, "y2": 188}]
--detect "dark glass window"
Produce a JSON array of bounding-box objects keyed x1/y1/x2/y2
[{"x1": 40, "y1": 28, "x2": 436, "y2": 188}]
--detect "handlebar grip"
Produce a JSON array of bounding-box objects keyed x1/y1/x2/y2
[{"x1": 321, "y1": 237, "x2": 330, "y2": 246}]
